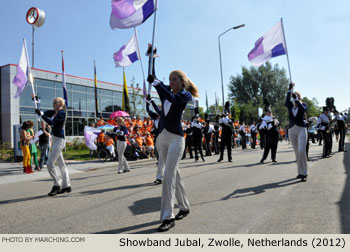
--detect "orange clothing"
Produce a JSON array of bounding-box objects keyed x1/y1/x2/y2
[
  {"x1": 135, "y1": 135, "x2": 144, "y2": 147},
  {"x1": 135, "y1": 119, "x2": 143, "y2": 127},
  {"x1": 96, "y1": 120, "x2": 106, "y2": 127},
  {"x1": 97, "y1": 132, "x2": 105, "y2": 143},
  {"x1": 104, "y1": 138, "x2": 114, "y2": 147},
  {"x1": 107, "y1": 118, "x2": 116, "y2": 125},
  {"x1": 145, "y1": 136, "x2": 154, "y2": 146}
]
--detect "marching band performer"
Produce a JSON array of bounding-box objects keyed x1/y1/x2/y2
[
  {"x1": 147, "y1": 69, "x2": 199, "y2": 232},
  {"x1": 285, "y1": 83, "x2": 308, "y2": 182},
  {"x1": 259, "y1": 109, "x2": 279, "y2": 163},
  {"x1": 217, "y1": 112, "x2": 233, "y2": 162}
]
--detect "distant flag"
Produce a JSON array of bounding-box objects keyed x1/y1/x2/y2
[
  {"x1": 61, "y1": 51, "x2": 68, "y2": 107},
  {"x1": 142, "y1": 79, "x2": 147, "y2": 98},
  {"x1": 122, "y1": 69, "x2": 130, "y2": 113},
  {"x1": 248, "y1": 21, "x2": 287, "y2": 67},
  {"x1": 110, "y1": 0, "x2": 157, "y2": 29},
  {"x1": 94, "y1": 61, "x2": 99, "y2": 117},
  {"x1": 13, "y1": 39, "x2": 33, "y2": 98},
  {"x1": 205, "y1": 90, "x2": 209, "y2": 112},
  {"x1": 113, "y1": 32, "x2": 141, "y2": 68}
]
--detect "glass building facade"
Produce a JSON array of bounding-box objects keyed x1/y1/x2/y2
[{"x1": 0, "y1": 64, "x2": 161, "y2": 147}]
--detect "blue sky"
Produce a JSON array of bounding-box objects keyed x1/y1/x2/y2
[{"x1": 1, "y1": 0, "x2": 349, "y2": 112}]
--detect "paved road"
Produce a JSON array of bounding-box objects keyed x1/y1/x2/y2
[{"x1": 0, "y1": 141, "x2": 349, "y2": 234}]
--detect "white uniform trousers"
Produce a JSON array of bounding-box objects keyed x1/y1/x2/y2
[
  {"x1": 117, "y1": 141, "x2": 129, "y2": 173},
  {"x1": 155, "y1": 139, "x2": 165, "y2": 180},
  {"x1": 288, "y1": 125, "x2": 308, "y2": 176},
  {"x1": 46, "y1": 136, "x2": 71, "y2": 188},
  {"x1": 106, "y1": 145, "x2": 115, "y2": 157},
  {"x1": 158, "y1": 129, "x2": 190, "y2": 221}
]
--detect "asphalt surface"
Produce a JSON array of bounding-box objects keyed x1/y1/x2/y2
[{"x1": 0, "y1": 140, "x2": 349, "y2": 234}]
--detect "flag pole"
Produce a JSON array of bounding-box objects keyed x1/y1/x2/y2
[
  {"x1": 280, "y1": 18, "x2": 295, "y2": 106},
  {"x1": 280, "y1": 18, "x2": 292, "y2": 82},
  {"x1": 24, "y1": 38, "x2": 37, "y2": 110},
  {"x1": 148, "y1": 0, "x2": 159, "y2": 94},
  {"x1": 134, "y1": 27, "x2": 147, "y2": 99}
]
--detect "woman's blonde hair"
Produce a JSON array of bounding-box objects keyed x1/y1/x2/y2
[
  {"x1": 54, "y1": 97, "x2": 66, "y2": 107},
  {"x1": 117, "y1": 117, "x2": 125, "y2": 125},
  {"x1": 170, "y1": 70, "x2": 199, "y2": 97}
]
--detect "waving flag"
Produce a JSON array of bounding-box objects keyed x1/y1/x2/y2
[
  {"x1": 110, "y1": 0, "x2": 156, "y2": 29},
  {"x1": 248, "y1": 21, "x2": 286, "y2": 67},
  {"x1": 84, "y1": 126, "x2": 101, "y2": 151},
  {"x1": 13, "y1": 39, "x2": 31, "y2": 98},
  {"x1": 113, "y1": 32, "x2": 141, "y2": 67}
]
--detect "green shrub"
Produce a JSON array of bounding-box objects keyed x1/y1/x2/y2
[{"x1": 0, "y1": 142, "x2": 14, "y2": 161}]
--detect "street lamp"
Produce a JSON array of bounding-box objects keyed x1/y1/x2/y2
[{"x1": 218, "y1": 24, "x2": 245, "y2": 109}]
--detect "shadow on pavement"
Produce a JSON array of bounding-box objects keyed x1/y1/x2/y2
[
  {"x1": 340, "y1": 143, "x2": 350, "y2": 233},
  {"x1": 94, "y1": 220, "x2": 159, "y2": 234},
  {"x1": 0, "y1": 194, "x2": 48, "y2": 205},
  {"x1": 77, "y1": 183, "x2": 154, "y2": 196},
  {"x1": 220, "y1": 162, "x2": 262, "y2": 169},
  {"x1": 221, "y1": 178, "x2": 300, "y2": 200},
  {"x1": 128, "y1": 197, "x2": 161, "y2": 215},
  {"x1": 0, "y1": 168, "x2": 23, "y2": 176}
]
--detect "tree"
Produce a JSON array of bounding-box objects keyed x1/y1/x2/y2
[
  {"x1": 228, "y1": 62, "x2": 289, "y2": 126},
  {"x1": 129, "y1": 76, "x2": 144, "y2": 116},
  {"x1": 302, "y1": 96, "x2": 321, "y2": 117}
]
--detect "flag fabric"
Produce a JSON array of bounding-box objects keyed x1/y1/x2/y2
[
  {"x1": 110, "y1": 0, "x2": 156, "y2": 29},
  {"x1": 61, "y1": 52, "x2": 68, "y2": 107},
  {"x1": 248, "y1": 21, "x2": 286, "y2": 67},
  {"x1": 94, "y1": 61, "x2": 99, "y2": 117},
  {"x1": 122, "y1": 70, "x2": 130, "y2": 113},
  {"x1": 13, "y1": 40, "x2": 31, "y2": 98},
  {"x1": 113, "y1": 32, "x2": 141, "y2": 67},
  {"x1": 84, "y1": 126, "x2": 101, "y2": 151}
]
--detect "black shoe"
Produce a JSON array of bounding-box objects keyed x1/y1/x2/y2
[
  {"x1": 228, "y1": 159, "x2": 233, "y2": 162},
  {"x1": 301, "y1": 175, "x2": 308, "y2": 182},
  {"x1": 154, "y1": 179, "x2": 162, "y2": 185},
  {"x1": 175, "y1": 210, "x2": 190, "y2": 220},
  {"x1": 201, "y1": 157, "x2": 205, "y2": 162},
  {"x1": 272, "y1": 160, "x2": 277, "y2": 163},
  {"x1": 48, "y1": 186, "x2": 61, "y2": 196},
  {"x1": 123, "y1": 169, "x2": 131, "y2": 173},
  {"x1": 217, "y1": 158, "x2": 223, "y2": 162},
  {"x1": 260, "y1": 159, "x2": 265, "y2": 163},
  {"x1": 158, "y1": 219, "x2": 175, "y2": 232},
  {"x1": 58, "y1": 187, "x2": 72, "y2": 194},
  {"x1": 296, "y1": 174, "x2": 302, "y2": 179}
]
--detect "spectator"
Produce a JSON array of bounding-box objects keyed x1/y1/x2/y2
[{"x1": 38, "y1": 121, "x2": 51, "y2": 169}]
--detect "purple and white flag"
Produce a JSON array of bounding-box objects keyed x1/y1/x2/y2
[
  {"x1": 248, "y1": 21, "x2": 286, "y2": 67},
  {"x1": 110, "y1": 0, "x2": 156, "y2": 29},
  {"x1": 13, "y1": 40, "x2": 31, "y2": 98},
  {"x1": 84, "y1": 126, "x2": 101, "y2": 151},
  {"x1": 113, "y1": 32, "x2": 141, "y2": 67}
]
